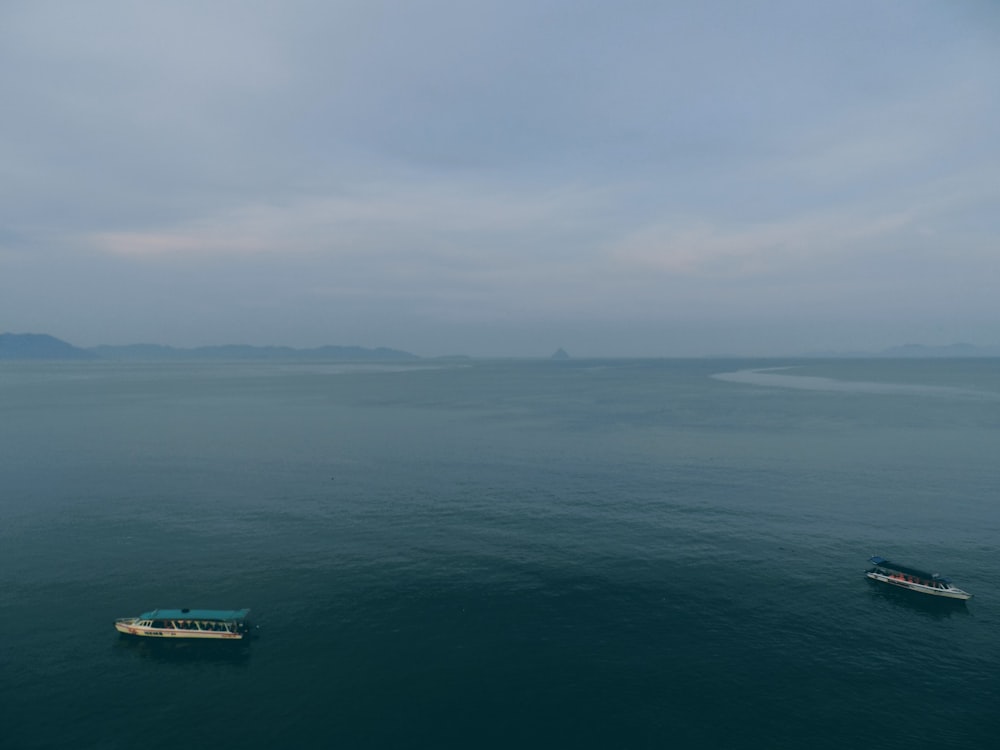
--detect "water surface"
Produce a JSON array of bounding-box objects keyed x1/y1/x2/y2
[{"x1": 2, "y1": 358, "x2": 998, "y2": 748}]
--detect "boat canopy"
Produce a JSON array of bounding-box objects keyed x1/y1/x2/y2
[
  {"x1": 868, "y1": 557, "x2": 950, "y2": 583},
  {"x1": 139, "y1": 608, "x2": 250, "y2": 622}
]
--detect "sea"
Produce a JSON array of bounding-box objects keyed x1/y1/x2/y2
[{"x1": 1, "y1": 357, "x2": 998, "y2": 749}]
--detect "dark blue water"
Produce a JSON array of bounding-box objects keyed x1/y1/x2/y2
[{"x1": 2, "y1": 358, "x2": 999, "y2": 748}]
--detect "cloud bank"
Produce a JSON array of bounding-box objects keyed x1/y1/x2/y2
[{"x1": 2, "y1": 0, "x2": 998, "y2": 355}]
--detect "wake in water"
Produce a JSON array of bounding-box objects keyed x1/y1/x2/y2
[{"x1": 711, "y1": 367, "x2": 1000, "y2": 399}]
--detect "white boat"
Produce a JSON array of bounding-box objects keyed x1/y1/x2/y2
[
  {"x1": 865, "y1": 556, "x2": 971, "y2": 600},
  {"x1": 114, "y1": 608, "x2": 252, "y2": 639}
]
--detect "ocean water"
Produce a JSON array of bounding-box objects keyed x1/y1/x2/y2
[{"x1": 1, "y1": 358, "x2": 998, "y2": 749}]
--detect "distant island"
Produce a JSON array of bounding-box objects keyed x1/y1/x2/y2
[
  {"x1": 0, "y1": 333, "x2": 419, "y2": 361},
  {"x1": 798, "y1": 342, "x2": 1000, "y2": 358},
  {"x1": 876, "y1": 342, "x2": 1000, "y2": 358}
]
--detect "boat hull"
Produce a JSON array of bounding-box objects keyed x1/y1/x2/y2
[
  {"x1": 865, "y1": 571, "x2": 971, "y2": 600},
  {"x1": 114, "y1": 619, "x2": 246, "y2": 640}
]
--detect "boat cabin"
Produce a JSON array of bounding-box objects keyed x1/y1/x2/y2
[
  {"x1": 867, "y1": 557, "x2": 951, "y2": 588},
  {"x1": 116, "y1": 608, "x2": 252, "y2": 639}
]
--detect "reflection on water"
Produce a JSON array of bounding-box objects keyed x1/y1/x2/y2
[
  {"x1": 865, "y1": 579, "x2": 971, "y2": 620},
  {"x1": 712, "y1": 367, "x2": 998, "y2": 399},
  {"x1": 114, "y1": 635, "x2": 252, "y2": 665}
]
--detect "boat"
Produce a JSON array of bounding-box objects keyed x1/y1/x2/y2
[
  {"x1": 114, "y1": 608, "x2": 252, "y2": 639},
  {"x1": 865, "y1": 556, "x2": 971, "y2": 600}
]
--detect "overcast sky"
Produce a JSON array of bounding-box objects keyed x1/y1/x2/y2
[{"x1": 2, "y1": 1, "x2": 998, "y2": 356}]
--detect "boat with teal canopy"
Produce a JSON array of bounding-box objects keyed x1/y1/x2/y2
[
  {"x1": 115, "y1": 608, "x2": 252, "y2": 640},
  {"x1": 865, "y1": 556, "x2": 971, "y2": 600}
]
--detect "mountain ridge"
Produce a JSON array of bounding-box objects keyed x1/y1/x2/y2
[
  {"x1": 0, "y1": 333, "x2": 419, "y2": 361},
  {"x1": 4, "y1": 332, "x2": 1000, "y2": 360}
]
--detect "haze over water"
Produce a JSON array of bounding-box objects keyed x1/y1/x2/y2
[{"x1": 2, "y1": 357, "x2": 998, "y2": 748}]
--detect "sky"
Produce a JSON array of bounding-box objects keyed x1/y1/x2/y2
[{"x1": 2, "y1": 0, "x2": 999, "y2": 357}]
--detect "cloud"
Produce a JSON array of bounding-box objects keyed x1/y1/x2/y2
[
  {"x1": 609, "y1": 209, "x2": 918, "y2": 278},
  {"x1": 86, "y1": 179, "x2": 614, "y2": 260}
]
